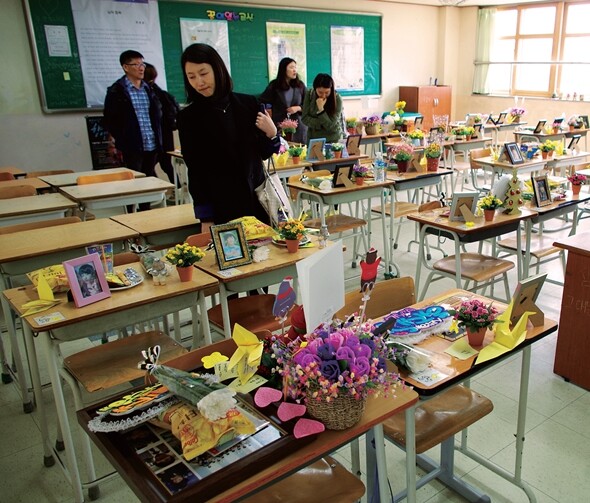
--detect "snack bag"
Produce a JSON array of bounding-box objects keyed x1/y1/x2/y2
[
  {"x1": 27, "y1": 265, "x2": 70, "y2": 293},
  {"x1": 230, "y1": 216, "x2": 276, "y2": 241}
]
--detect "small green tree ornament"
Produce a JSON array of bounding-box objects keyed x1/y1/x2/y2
[{"x1": 504, "y1": 170, "x2": 524, "y2": 215}]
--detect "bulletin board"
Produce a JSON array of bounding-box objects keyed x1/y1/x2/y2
[{"x1": 24, "y1": 0, "x2": 381, "y2": 112}]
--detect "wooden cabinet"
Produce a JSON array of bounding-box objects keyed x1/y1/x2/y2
[
  {"x1": 553, "y1": 232, "x2": 590, "y2": 390},
  {"x1": 399, "y1": 86, "x2": 452, "y2": 131}
]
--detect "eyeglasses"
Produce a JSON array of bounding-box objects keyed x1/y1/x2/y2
[{"x1": 126, "y1": 62, "x2": 146, "y2": 68}]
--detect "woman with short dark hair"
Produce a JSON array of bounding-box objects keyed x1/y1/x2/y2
[{"x1": 302, "y1": 73, "x2": 343, "y2": 142}]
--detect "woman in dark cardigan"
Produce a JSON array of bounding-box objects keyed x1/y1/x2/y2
[
  {"x1": 177, "y1": 43, "x2": 280, "y2": 225},
  {"x1": 259, "y1": 57, "x2": 307, "y2": 144}
]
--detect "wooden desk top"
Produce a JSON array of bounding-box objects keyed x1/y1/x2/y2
[
  {"x1": 0, "y1": 193, "x2": 77, "y2": 219},
  {"x1": 0, "y1": 166, "x2": 25, "y2": 178},
  {"x1": 110, "y1": 204, "x2": 199, "y2": 237},
  {"x1": 39, "y1": 168, "x2": 145, "y2": 187},
  {"x1": 0, "y1": 178, "x2": 50, "y2": 191},
  {"x1": 484, "y1": 121, "x2": 528, "y2": 130},
  {"x1": 4, "y1": 268, "x2": 217, "y2": 332},
  {"x1": 287, "y1": 178, "x2": 393, "y2": 196},
  {"x1": 308, "y1": 154, "x2": 368, "y2": 167},
  {"x1": 59, "y1": 177, "x2": 173, "y2": 202},
  {"x1": 554, "y1": 231, "x2": 590, "y2": 257},
  {"x1": 474, "y1": 155, "x2": 547, "y2": 170},
  {"x1": 275, "y1": 160, "x2": 313, "y2": 171},
  {"x1": 0, "y1": 218, "x2": 138, "y2": 264},
  {"x1": 387, "y1": 168, "x2": 452, "y2": 182},
  {"x1": 398, "y1": 289, "x2": 558, "y2": 395}
]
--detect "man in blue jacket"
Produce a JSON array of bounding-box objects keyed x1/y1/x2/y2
[{"x1": 104, "y1": 50, "x2": 163, "y2": 210}]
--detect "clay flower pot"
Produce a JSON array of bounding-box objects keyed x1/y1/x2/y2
[
  {"x1": 466, "y1": 326, "x2": 487, "y2": 346},
  {"x1": 333, "y1": 150, "x2": 342, "y2": 159},
  {"x1": 396, "y1": 159, "x2": 410, "y2": 173},
  {"x1": 355, "y1": 177, "x2": 364, "y2": 186},
  {"x1": 572, "y1": 184, "x2": 581, "y2": 195},
  {"x1": 291, "y1": 156, "x2": 300, "y2": 164},
  {"x1": 426, "y1": 157, "x2": 439, "y2": 172},
  {"x1": 176, "y1": 266, "x2": 193, "y2": 282},
  {"x1": 285, "y1": 239, "x2": 299, "y2": 253},
  {"x1": 484, "y1": 209, "x2": 495, "y2": 222}
]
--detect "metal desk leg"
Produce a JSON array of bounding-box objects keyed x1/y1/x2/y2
[
  {"x1": 219, "y1": 283, "x2": 232, "y2": 339},
  {"x1": 195, "y1": 291, "x2": 212, "y2": 348},
  {"x1": 374, "y1": 423, "x2": 390, "y2": 502},
  {"x1": 365, "y1": 424, "x2": 390, "y2": 503},
  {"x1": 405, "y1": 404, "x2": 417, "y2": 503}
]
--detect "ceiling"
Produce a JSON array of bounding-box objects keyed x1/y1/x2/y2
[{"x1": 373, "y1": 0, "x2": 549, "y2": 6}]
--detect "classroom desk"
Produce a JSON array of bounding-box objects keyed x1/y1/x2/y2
[
  {"x1": 59, "y1": 176, "x2": 174, "y2": 219},
  {"x1": 2, "y1": 268, "x2": 218, "y2": 503},
  {"x1": 360, "y1": 132, "x2": 390, "y2": 156},
  {"x1": 110, "y1": 204, "x2": 201, "y2": 249},
  {"x1": 449, "y1": 136, "x2": 493, "y2": 159},
  {"x1": 274, "y1": 158, "x2": 313, "y2": 191},
  {"x1": 473, "y1": 155, "x2": 547, "y2": 188},
  {"x1": 308, "y1": 154, "x2": 369, "y2": 172},
  {"x1": 407, "y1": 205, "x2": 536, "y2": 299},
  {"x1": 0, "y1": 177, "x2": 51, "y2": 193},
  {"x1": 75, "y1": 339, "x2": 419, "y2": 503},
  {"x1": 195, "y1": 237, "x2": 334, "y2": 339},
  {"x1": 0, "y1": 193, "x2": 77, "y2": 226},
  {"x1": 513, "y1": 130, "x2": 565, "y2": 143},
  {"x1": 0, "y1": 166, "x2": 25, "y2": 178},
  {"x1": 398, "y1": 289, "x2": 558, "y2": 502},
  {"x1": 484, "y1": 121, "x2": 527, "y2": 146},
  {"x1": 38, "y1": 167, "x2": 145, "y2": 188}
]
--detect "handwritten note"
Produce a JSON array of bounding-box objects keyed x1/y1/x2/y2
[
  {"x1": 411, "y1": 367, "x2": 448, "y2": 386},
  {"x1": 445, "y1": 338, "x2": 479, "y2": 360}
]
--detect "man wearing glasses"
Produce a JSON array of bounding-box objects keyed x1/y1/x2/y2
[{"x1": 104, "y1": 50, "x2": 163, "y2": 210}]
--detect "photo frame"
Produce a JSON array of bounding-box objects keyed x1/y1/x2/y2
[
  {"x1": 473, "y1": 123, "x2": 483, "y2": 137},
  {"x1": 505, "y1": 142, "x2": 524, "y2": 165},
  {"x1": 345, "y1": 134, "x2": 361, "y2": 156},
  {"x1": 553, "y1": 117, "x2": 564, "y2": 126},
  {"x1": 579, "y1": 115, "x2": 589, "y2": 129},
  {"x1": 307, "y1": 138, "x2": 326, "y2": 161},
  {"x1": 495, "y1": 112, "x2": 507, "y2": 125},
  {"x1": 63, "y1": 253, "x2": 111, "y2": 308},
  {"x1": 413, "y1": 116, "x2": 424, "y2": 129},
  {"x1": 567, "y1": 134, "x2": 581, "y2": 151},
  {"x1": 332, "y1": 165, "x2": 354, "y2": 187},
  {"x1": 533, "y1": 120, "x2": 547, "y2": 134},
  {"x1": 511, "y1": 273, "x2": 547, "y2": 327},
  {"x1": 531, "y1": 174, "x2": 552, "y2": 208},
  {"x1": 450, "y1": 191, "x2": 479, "y2": 222},
  {"x1": 210, "y1": 222, "x2": 252, "y2": 271}
]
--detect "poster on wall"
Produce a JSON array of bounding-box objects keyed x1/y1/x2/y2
[
  {"x1": 70, "y1": 0, "x2": 167, "y2": 107},
  {"x1": 331, "y1": 26, "x2": 364, "y2": 91},
  {"x1": 265, "y1": 22, "x2": 307, "y2": 85},
  {"x1": 179, "y1": 19, "x2": 231, "y2": 73},
  {"x1": 85, "y1": 116, "x2": 124, "y2": 170}
]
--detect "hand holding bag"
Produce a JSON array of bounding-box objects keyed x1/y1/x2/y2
[{"x1": 255, "y1": 156, "x2": 293, "y2": 227}]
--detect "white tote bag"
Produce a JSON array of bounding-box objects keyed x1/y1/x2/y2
[{"x1": 255, "y1": 157, "x2": 293, "y2": 227}]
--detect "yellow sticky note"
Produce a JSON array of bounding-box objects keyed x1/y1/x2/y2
[
  {"x1": 228, "y1": 374, "x2": 268, "y2": 394},
  {"x1": 445, "y1": 337, "x2": 478, "y2": 360}
]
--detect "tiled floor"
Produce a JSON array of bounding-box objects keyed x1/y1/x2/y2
[{"x1": 1, "y1": 179, "x2": 589, "y2": 503}]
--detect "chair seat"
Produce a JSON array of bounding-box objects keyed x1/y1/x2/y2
[
  {"x1": 240, "y1": 456, "x2": 365, "y2": 503},
  {"x1": 498, "y1": 235, "x2": 562, "y2": 259},
  {"x1": 304, "y1": 214, "x2": 366, "y2": 234},
  {"x1": 433, "y1": 253, "x2": 514, "y2": 282},
  {"x1": 63, "y1": 330, "x2": 186, "y2": 393},
  {"x1": 383, "y1": 385, "x2": 493, "y2": 454},
  {"x1": 372, "y1": 201, "x2": 418, "y2": 218},
  {"x1": 208, "y1": 294, "x2": 292, "y2": 333}
]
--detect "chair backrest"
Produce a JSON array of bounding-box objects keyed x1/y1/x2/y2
[
  {"x1": 77, "y1": 171, "x2": 134, "y2": 185},
  {"x1": 0, "y1": 216, "x2": 81, "y2": 235},
  {"x1": 185, "y1": 232, "x2": 212, "y2": 248},
  {"x1": 469, "y1": 147, "x2": 492, "y2": 170},
  {"x1": 418, "y1": 200, "x2": 443, "y2": 213},
  {"x1": 0, "y1": 185, "x2": 37, "y2": 199},
  {"x1": 333, "y1": 276, "x2": 416, "y2": 321},
  {"x1": 288, "y1": 169, "x2": 331, "y2": 201},
  {"x1": 26, "y1": 169, "x2": 74, "y2": 178},
  {"x1": 0, "y1": 172, "x2": 16, "y2": 181}
]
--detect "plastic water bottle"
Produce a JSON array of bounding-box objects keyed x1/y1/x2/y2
[{"x1": 374, "y1": 152, "x2": 386, "y2": 182}]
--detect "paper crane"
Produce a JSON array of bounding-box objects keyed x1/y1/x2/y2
[
  {"x1": 493, "y1": 299, "x2": 533, "y2": 349},
  {"x1": 227, "y1": 324, "x2": 264, "y2": 384}
]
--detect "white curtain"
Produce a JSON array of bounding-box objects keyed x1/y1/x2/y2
[{"x1": 473, "y1": 8, "x2": 496, "y2": 94}]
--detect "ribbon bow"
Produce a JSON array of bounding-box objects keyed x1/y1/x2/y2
[
  {"x1": 138, "y1": 345, "x2": 161, "y2": 373},
  {"x1": 130, "y1": 243, "x2": 155, "y2": 254}
]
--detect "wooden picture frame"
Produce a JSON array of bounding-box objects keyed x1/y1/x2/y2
[
  {"x1": 332, "y1": 165, "x2": 354, "y2": 187},
  {"x1": 345, "y1": 134, "x2": 361, "y2": 156},
  {"x1": 450, "y1": 192, "x2": 479, "y2": 222},
  {"x1": 568, "y1": 134, "x2": 581, "y2": 151},
  {"x1": 63, "y1": 253, "x2": 111, "y2": 308},
  {"x1": 533, "y1": 120, "x2": 547, "y2": 134},
  {"x1": 414, "y1": 116, "x2": 423, "y2": 129},
  {"x1": 511, "y1": 273, "x2": 547, "y2": 327},
  {"x1": 531, "y1": 174, "x2": 552, "y2": 208},
  {"x1": 579, "y1": 115, "x2": 589, "y2": 129},
  {"x1": 307, "y1": 138, "x2": 326, "y2": 161},
  {"x1": 473, "y1": 123, "x2": 483, "y2": 137},
  {"x1": 210, "y1": 222, "x2": 252, "y2": 270},
  {"x1": 505, "y1": 142, "x2": 524, "y2": 165},
  {"x1": 553, "y1": 117, "x2": 564, "y2": 126}
]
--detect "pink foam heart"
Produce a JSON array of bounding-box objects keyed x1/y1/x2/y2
[
  {"x1": 293, "y1": 418, "x2": 325, "y2": 439},
  {"x1": 277, "y1": 402, "x2": 306, "y2": 422},
  {"x1": 254, "y1": 387, "x2": 283, "y2": 408}
]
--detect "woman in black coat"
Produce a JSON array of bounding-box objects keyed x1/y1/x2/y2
[{"x1": 177, "y1": 44, "x2": 280, "y2": 225}]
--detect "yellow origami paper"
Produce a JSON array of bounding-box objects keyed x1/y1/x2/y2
[
  {"x1": 227, "y1": 324, "x2": 264, "y2": 384},
  {"x1": 201, "y1": 351, "x2": 228, "y2": 369},
  {"x1": 37, "y1": 273, "x2": 55, "y2": 301}
]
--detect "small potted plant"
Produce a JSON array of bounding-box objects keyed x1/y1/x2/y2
[
  {"x1": 464, "y1": 126, "x2": 476, "y2": 139},
  {"x1": 424, "y1": 142, "x2": 442, "y2": 171},
  {"x1": 540, "y1": 140, "x2": 556, "y2": 159},
  {"x1": 568, "y1": 172, "x2": 586, "y2": 196},
  {"x1": 331, "y1": 142, "x2": 345, "y2": 159},
  {"x1": 477, "y1": 194, "x2": 504, "y2": 221},
  {"x1": 453, "y1": 298, "x2": 500, "y2": 347},
  {"x1": 345, "y1": 117, "x2": 358, "y2": 135},
  {"x1": 408, "y1": 129, "x2": 425, "y2": 146},
  {"x1": 387, "y1": 143, "x2": 414, "y2": 173},
  {"x1": 288, "y1": 145, "x2": 304, "y2": 164},
  {"x1": 277, "y1": 218, "x2": 307, "y2": 253},
  {"x1": 552, "y1": 120, "x2": 562, "y2": 134},
  {"x1": 165, "y1": 242, "x2": 206, "y2": 282},
  {"x1": 509, "y1": 107, "x2": 525, "y2": 123},
  {"x1": 451, "y1": 126, "x2": 468, "y2": 141},
  {"x1": 352, "y1": 163, "x2": 370, "y2": 185},
  {"x1": 278, "y1": 118, "x2": 298, "y2": 141},
  {"x1": 568, "y1": 115, "x2": 581, "y2": 131},
  {"x1": 361, "y1": 114, "x2": 382, "y2": 135}
]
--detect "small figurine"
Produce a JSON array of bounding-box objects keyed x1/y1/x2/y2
[
  {"x1": 148, "y1": 258, "x2": 168, "y2": 285},
  {"x1": 360, "y1": 248, "x2": 381, "y2": 294}
]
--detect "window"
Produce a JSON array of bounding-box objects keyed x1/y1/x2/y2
[{"x1": 474, "y1": 1, "x2": 590, "y2": 99}]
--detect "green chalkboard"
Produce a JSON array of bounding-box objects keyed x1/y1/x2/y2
[{"x1": 24, "y1": 0, "x2": 381, "y2": 112}]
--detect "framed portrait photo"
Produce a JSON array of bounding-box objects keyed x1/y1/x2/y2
[
  {"x1": 63, "y1": 253, "x2": 111, "y2": 308},
  {"x1": 332, "y1": 165, "x2": 354, "y2": 187},
  {"x1": 533, "y1": 120, "x2": 547, "y2": 134},
  {"x1": 553, "y1": 117, "x2": 564, "y2": 126},
  {"x1": 210, "y1": 222, "x2": 252, "y2": 271},
  {"x1": 450, "y1": 191, "x2": 479, "y2": 222},
  {"x1": 531, "y1": 174, "x2": 552, "y2": 208},
  {"x1": 568, "y1": 134, "x2": 581, "y2": 150},
  {"x1": 579, "y1": 115, "x2": 589, "y2": 129},
  {"x1": 510, "y1": 272, "x2": 547, "y2": 326},
  {"x1": 414, "y1": 116, "x2": 424, "y2": 129},
  {"x1": 345, "y1": 134, "x2": 361, "y2": 156},
  {"x1": 307, "y1": 138, "x2": 326, "y2": 161},
  {"x1": 505, "y1": 142, "x2": 524, "y2": 165}
]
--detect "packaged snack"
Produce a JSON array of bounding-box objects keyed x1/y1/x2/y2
[{"x1": 27, "y1": 265, "x2": 70, "y2": 293}]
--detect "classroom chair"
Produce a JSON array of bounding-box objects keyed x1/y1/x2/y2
[
  {"x1": 26, "y1": 169, "x2": 74, "y2": 178},
  {"x1": 0, "y1": 172, "x2": 16, "y2": 181},
  {"x1": 0, "y1": 185, "x2": 36, "y2": 199}
]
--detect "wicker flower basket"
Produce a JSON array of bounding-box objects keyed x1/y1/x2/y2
[{"x1": 306, "y1": 394, "x2": 366, "y2": 430}]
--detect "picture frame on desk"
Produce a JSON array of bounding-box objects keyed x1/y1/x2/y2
[
  {"x1": 473, "y1": 123, "x2": 483, "y2": 137},
  {"x1": 553, "y1": 117, "x2": 564, "y2": 126},
  {"x1": 210, "y1": 222, "x2": 252, "y2": 270},
  {"x1": 579, "y1": 115, "x2": 589, "y2": 129},
  {"x1": 414, "y1": 116, "x2": 424, "y2": 129},
  {"x1": 531, "y1": 174, "x2": 552, "y2": 208},
  {"x1": 449, "y1": 191, "x2": 479, "y2": 222},
  {"x1": 505, "y1": 142, "x2": 524, "y2": 165},
  {"x1": 494, "y1": 112, "x2": 507, "y2": 126},
  {"x1": 533, "y1": 120, "x2": 547, "y2": 134},
  {"x1": 63, "y1": 253, "x2": 111, "y2": 308},
  {"x1": 511, "y1": 273, "x2": 547, "y2": 327},
  {"x1": 345, "y1": 134, "x2": 361, "y2": 156},
  {"x1": 567, "y1": 134, "x2": 581, "y2": 151},
  {"x1": 333, "y1": 165, "x2": 354, "y2": 187},
  {"x1": 307, "y1": 138, "x2": 326, "y2": 161}
]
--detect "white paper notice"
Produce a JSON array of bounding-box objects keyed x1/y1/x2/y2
[
  {"x1": 331, "y1": 26, "x2": 364, "y2": 91},
  {"x1": 266, "y1": 22, "x2": 307, "y2": 86},
  {"x1": 44, "y1": 25, "x2": 72, "y2": 57},
  {"x1": 180, "y1": 19, "x2": 231, "y2": 74}
]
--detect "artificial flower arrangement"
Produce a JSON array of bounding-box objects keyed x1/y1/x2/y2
[
  {"x1": 552, "y1": 120, "x2": 563, "y2": 130},
  {"x1": 452, "y1": 299, "x2": 500, "y2": 332},
  {"x1": 331, "y1": 143, "x2": 345, "y2": 152},
  {"x1": 408, "y1": 129, "x2": 425, "y2": 140},
  {"x1": 424, "y1": 142, "x2": 442, "y2": 159},
  {"x1": 277, "y1": 218, "x2": 307, "y2": 241},
  {"x1": 352, "y1": 163, "x2": 370, "y2": 178},
  {"x1": 477, "y1": 194, "x2": 504, "y2": 211},
  {"x1": 540, "y1": 139, "x2": 556, "y2": 152},
  {"x1": 362, "y1": 114, "x2": 382, "y2": 126},
  {"x1": 345, "y1": 117, "x2": 358, "y2": 128},
  {"x1": 473, "y1": 114, "x2": 483, "y2": 124},
  {"x1": 509, "y1": 107, "x2": 525, "y2": 118},
  {"x1": 278, "y1": 118, "x2": 298, "y2": 134},
  {"x1": 388, "y1": 142, "x2": 414, "y2": 161},
  {"x1": 393, "y1": 100, "x2": 406, "y2": 116},
  {"x1": 288, "y1": 145, "x2": 304, "y2": 158},
  {"x1": 568, "y1": 115, "x2": 581, "y2": 127},
  {"x1": 165, "y1": 242, "x2": 205, "y2": 267},
  {"x1": 568, "y1": 173, "x2": 587, "y2": 186},
  {"x1": 451, "y1": 125, "x2": 470, "y2": 137}
]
